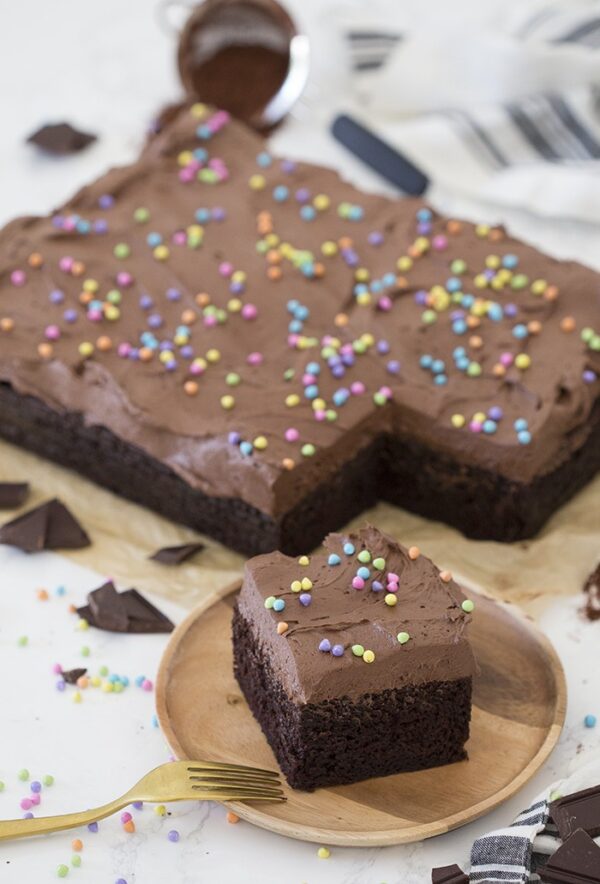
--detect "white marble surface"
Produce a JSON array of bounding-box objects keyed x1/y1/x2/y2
[{"x1": 0, "y1": 1, "x2": 599, "y2": 882}]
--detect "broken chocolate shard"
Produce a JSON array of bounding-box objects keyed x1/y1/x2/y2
[
  {"x1": 0, "y1": 482, "x2": 30, "y2": 509},
  {"x1": 0, "y1": 498, "x2": 90, "y2": 552},
  {"x1": 61, "y1": 667, "x2": 87, "y2": 685},
  {"x1": 550, "y1": 785, "x2": 600, "y2": 840},
  {"x1": 149, "y1": 542, "x2": 205, "y2": 565},
  {"x1": 27, "y1": 122, "x2": 96, "y2": 155},
  {"x1": 77, "y1": 581, "x2": 174, "y2": 634},
  {"x1": 540, "y1": 828, "x2": 600, "y2": 883},
  {"x1": 431, "y1": 864, "x2": 469, "y2": 884},
  {"x1": 584, "y1": 563, "x2": 600, "y2": 621}
]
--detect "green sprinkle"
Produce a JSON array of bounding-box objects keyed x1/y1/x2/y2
[
  {"x1": 0, "y1": 781, "x2": 5, "y2": 792},
  {"x1": 357, "y1": 550, "x2": 371, "y2": 564},
  {"x1": 373, "y1": 557, "x2": 386, "y2": 571},
  {"x1": 461, "y1": 599, "x2": 475, "y2": 613},
  {"x1": 113, "y1": 243, "x2": 130, "y2": 259},
  {"x1": 18, "y1": 769, "x2": 29, "y2": 782},
  {"x1": 106, "y1": 289, "x2": 122, "y2": 304},
  {"x1": 467, "y1": 362, "x2": 482, "y2": 377},
  {"x1": 133, "y1": 207, "x2": 150, "y2": 223},
  {"x1": 99, "y1": 665, "x2": 109, "y2": 677},
  {"x1": 451, "y1": 259, "x2": 467, "y2": 275},
  {"x1": 373, "y1": 392, "x2": 387, "y2": 406},
  {"x1": 113, "y1": 682, "x2": 124, "y2": 694},
  {"x1": 264, "y1": 596, "x2": 276, "y2": 610},
  {"x1": 421, "y1": 309, "x2": 437, "y2": 325},
  {"x1": 590, "y1": 335, "x2": 600, "y2": 352},
  {"x1": 71, "y1": 856, "x2": 82, "y2": 868},
  {"x1": 81, "y1": 646, "x2": 90, "y2": 658},
  {"x1": 397, "y1": 632, "x2": 410, "y2": 645},
  {"x1": 351, "y1": 644, "x2": 365, "y2": 657},
  {"x1": 225, "y1": 373, "x2": 241, "y2": 387},
  {"x1": 283, "y1": 368, "x2": 295, "y2": 381},
  {"x1": 301, "y1": 444, "x2": 316, "y2": 457},
  {"x1": 43, "y1": 774, "x2": 54, "y2": 787},
  {"x1": 57, "y1": 864, "x2": 69, "y2": 878},
  {"x1": 17, "y1": 636, "x2": 28, "y2": 647},
  {"x1": 581, "y1": 327, "x2": 594, "y2": 343},
  {"x1": 511, "y1": 273, "x2": 528, "y2": 289}
]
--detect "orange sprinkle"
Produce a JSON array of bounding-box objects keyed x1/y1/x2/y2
[
  {"x1": 395, "y1": 275, "x2": 409, "y2": 290},
  {"x1": 184, "y1": 380, "x2": 199, "y2": 396},
  {"x1": 0, "y1": 317, "x2": 15, "y2": 332},
  {"x1": 560, "y1": 316, "x2": 576, "y2": 333},
  {"x1": 77, "y1": 676, "x2": 89, "y2": 689},
  {"x1": 71, "y1": 261, "x2": 85, "y2": 277},
  {"x1": 489, "y1": 227, "x2": 504, "y2": 242},
  {"x1": 492, "y1": 364, "x2": 506, "y2": 377},
  {"x1": 466, "y1": 316, "x2": 480, "y2": 329},
  {"x1": 313, "y1": 262, "x2": 325, "y2": 278},
  {"x1": 527, "y1": 320, "x2": 542, "y2": 335},
  {"x1": 68, "y1": 604, "x2": 77, "y2": 614},
  {"x1": 79, "y1": 291, "x2": 93, "y2": 305},
  {"x1": 544, "y1": 285, "x2": 559, "y2": 301},
  {"x1": 440, "y1": 570, "x2": 453, "y2": 583},
  {"x1": 266, "y1": 249, "x2": 282, "y2": 265},
  {"x1": 226, "y1": 812, "x2": 240, "y2": 824},
  {"x1": 38, "y1": 343, "x2": 53, "y2": 359},
  {"x1": 446, "y1": 220, "x2": 462, "y2": 235},
  {"x1": 36, "y1": 589, "x2": 49, "y2": 601},
  {"x1": 181, "y1": 309, "x2": 196, "y2": 324},
  {"x1": 408, "y1": 546, "x2": 420, "y2": 560},
  {"x1": 334, "y1": 313, "x2": 349, "y2": 327},
  {"x1": 338, "y1": 236, "x2": 354, "y2": 250},
  {"x1": 123, "y1": 820, "x2": 135, "y2": 834},
  {"x1": 469, "y1": 335, "x2": 483, "y2": 349},
  {"x1": 96, "y1": 336, "x2": 112, "y2": 352},
  {"x1": 276, "y1": 622, "x2": 289, "y2": 635},
  {"x1": 71, "y1": 838, "x2": 83, "y2": 852},
  {"x1": 195, "y1": 292, "x2": 211, "y2": 307},
  {"x1": 281, "y1": 458, "x2": 295, "y2": 470},
  {"x1": 267, "y1": 266, "x2": 282, "y2": 281},
  {"x1": 139, "y1": 346, "x2": 154, "y2": 362},
  {"x1": 28, "y1": 252, "x2": 44, "y2": 268}
]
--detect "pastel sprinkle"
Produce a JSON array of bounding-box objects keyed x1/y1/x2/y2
[
  {"x1": 461, "y1": 599, "x2": 475, "y2": 613},
  {"x1": 384, "y1": 593, "x2": 398, "y2": 607},
  {"x1": 362, "y1": 650, "x2": 375, "y2": 663},
  {"x1": 328, "y1": 554, "x2": 341, "y2": 566},
  {"x1": 351, "y1": 644, "x2": 364, "y2": 657},
  {"x1": 397, "y1": 632, "x2": 410, "y2": 644},
  {"x1": 584, "y1": 714, "x2": 597, "y2": 728},
  {"x1": 317, "y1": 847, "x2": 331, "y2": 859}
]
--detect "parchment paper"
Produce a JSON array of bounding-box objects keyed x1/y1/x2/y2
[{"x1": 0, "y1": 437, "x2": 598, "y2": 617}]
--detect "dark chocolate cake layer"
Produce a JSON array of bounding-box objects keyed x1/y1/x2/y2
[
  {"x1": 0, "y1": 103, "x2": 598, "y2": 551},
  {"x1": 233, "y1": 526, "x2": 476, "y2": 788}
]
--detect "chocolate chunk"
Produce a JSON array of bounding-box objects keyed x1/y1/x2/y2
[
  {"x1": 431, "y1": 864, "x2": 469, "y2": 883},
  {"x1": 584, "y1": 563, "x2": 600, "y2": 621},
  {"x1": 0, "y1": 482, "x2": 29, "y2": 509},
  {"x1": 77, "y1": 581, "x2": 174, "y2": 634},
  {"x1": 540, "y1": 828, "x2": 600, "y2": 883},
  {"x1": 149, "y1": 542, "x2": 205, "y2": 565},
  {"x1": 0, "y1": 498, "x2": 90, "y2": 552},
  {"x1": 61, "y1": 667, "x2": 87, "y2": 685},
  {"x1": 550, "y1": 786, "x2": 600, "y2": 840},
  {"x1": 27, "y1": 122, "x2": 96, "y2": 155}
]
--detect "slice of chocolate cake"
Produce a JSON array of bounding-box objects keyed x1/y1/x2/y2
[{"x1": 233, "y1": 525, "x2": 476, "y2": 790}]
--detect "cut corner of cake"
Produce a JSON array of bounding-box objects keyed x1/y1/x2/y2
[{"x1": 232, "y1": 524, "x2": 476, "y2": 791}]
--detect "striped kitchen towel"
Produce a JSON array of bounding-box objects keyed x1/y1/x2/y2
[
  {"x1": 341, "y1": 1, "x2": 600, "y2": 222},
  {"x1": 467, "y1": 750, "x2": 600, "y2": 881}
]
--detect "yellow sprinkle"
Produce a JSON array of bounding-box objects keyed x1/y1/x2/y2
[
  {"x1": 355, "y1": 267, "x2": 370, "y2": 282},
  {"x1": 177, "y1": 150, "x2": 193, "y2": 167},
  {"x1": 473, "y1": 411, "x2": 486, "y2": 424},
  {"x1": 298, "y1": 556, "x2": 310, "y2": 566},
  {"x1": 78, "y1": 342, "x2": 94, "y2": 358},
  {"x1": 321, "y1": 241, "x2": 337, "y2": 257},
  {"x1": 76, "y1": 618, "x2": 89, "y2": 631},
  {"x1": 451, "y1": 414, "x2": 465, "y2": 428},
  {"x1": 317, "y1": 847, "x2": 331, "y2": 859},
  {"x1": 285, "y1": 394, "x2": 300, "y2": 407},
  {"x1": 515, "y1": 353, "x2": 531, "y2": 370},
  {"x1": 312, "y1": 398, "x2": 326, "y2": 411},
  {"x1": 475, "y1": 224, "x2": 490, "y2": 237},
  {"x1": 249, "y1": 174, "x2": 266, "y2": 191},
  {"x1": 356, "y1": 292, "x2": 371, "y2": 306},
  {"x1": 362, "y1": 650, "x2": 375, "y2": 663},
  {"x1": 384, "y1": 593, "x2": 397, "y2": 607},
  {"x1": 155, "y1": 805, "x2": 167, "y2": 816},
  {"x1": 227, "y1": 298, "x2": 242, "y2": 313},
  {"x1": 190, "y1": 103, "x2": 208, "y2": 119},
  {"x1": 253, "y1": 436, "x2": 268, "y2": 450},
  {"x1": 82, "y1": 279, "x2": 99, "y2": 293},
  {"x1": 72, "y1": 691, "x2": 82, "y2": 704},
  {"x1": 397, "y1": 255, "x2": 413, "y2": 272},
  {"x1": 291, "y1": 580, "x2": 302, "y2": 593},
  {"x1": 206, "y1": 349, "x2": 221, "y2": 363},
  {"x1": 153, "y1": 245, "x2": 169, "y2": 261},
  {"x1": 101, "y1": 681, "x2": 113, "y2": 693},
  {"x1": 104, "y1": 305, "x2": 120, "y2": 321},
  {"x1": 301, "y1": 578, "x2": 313, "y2": 591},
  {"x1": 313, "y1": 194, "x2": 330, "y2": 211},
  {"x1": 220, "y1": 395, "x2": 235, "y2": 410}
]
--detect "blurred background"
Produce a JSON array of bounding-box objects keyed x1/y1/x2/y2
[{"x1": 1, "y1": 0, "x2": 600, "y2": 266}]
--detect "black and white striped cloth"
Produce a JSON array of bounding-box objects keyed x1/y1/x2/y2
[
  {"x1": 342, "y1": 1, "x2": 600, "y2": 221},
  {"x1": 465, "y1": 750, "x2": 600, "y2": 882}
]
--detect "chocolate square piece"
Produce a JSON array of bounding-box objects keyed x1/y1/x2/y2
[
  {"x1": 432, "y1": 864, "x2": 469, "y2": 883},
  {"x1": 61, "y1": 667, "x2": 87, "y2": 685},
  {"x1": 0, "y1": 482, "x2": 29, "y2": 509},
  {"x1": 540, "y1": 828, "x2": 600, "y2": 883},
  {"x1": 0, "y1": 498, "x2": 90, "y2": 552},
  {"x1": 149, "y1": 542, "x2": 205, "y2": 565},
  {"x1": 78, "y1": 581, "x2": 174, "y2": 634},
  {"x1": 584, "y1": 563, "x2": 600, "y2": 620},
  {"x1": 27, "y1": 122, "x2": 96, "y2": 155},
  {"x1": 550, "y1": 786, "x2": 600, "y2": 840}
]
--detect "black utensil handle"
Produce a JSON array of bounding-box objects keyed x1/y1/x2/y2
[{"x1": 331, "y1": 113, "x2": 429, "y2": 197}]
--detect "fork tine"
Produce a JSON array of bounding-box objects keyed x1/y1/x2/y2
[
  {"x1": 191, "y1": 785, "x2": 285, "y2": 800},
  {"x1": 186, "y1": 761, "x2": 280, "y2": 778},
  {"x1": 188, "y1": 771, "x2": 281, "y2": 785}
]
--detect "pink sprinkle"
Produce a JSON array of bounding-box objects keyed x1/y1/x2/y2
[
  {"x1": 350, "y1": 382, "x2": 366, "y2": 395},
  {"x1": 219, "y1": 262, "x2": 233, "y2": 278},
  {"x1": 500, "y1": 352, "x2": 514, "y2": 367},
  {"x1": 189, "y1": 362, "x2": 205, "y2": 376},
  {"x1": 247, "y1": 352, "x2": 263, "y2": 366},
  {"x1": 377, "y1": 296, "x2": 393, "y2": 311},
  {"x1": 116, "y1": 272, "x2": 133, "y2": 288},
  {"x1": 10, "y1": 270, "x2": 26, "y2": 287},
  {"x1": 59, "y1": 256, "x2": 74, "y2": 273},
  {"x1": 284, "y1": 428, "x2": 299, "y2": 442},
  {"x1": 87, "y1": 309, "x2": 103, "y2": 322},
  {"x1": 121, "y1": 812, "x2": 132, "y2": 824},
  {"x1": 203, "y1": 315, "x2": 217, "y2": 328},
  {"x1": 20, "y1": 799, "x2": 32, "y2": 811},
  {"x1": 142, "y1": 679, "x2": 153, "y2": 692},
  {"x1": 288, "y1": 334, "x2": 299, "y2": 348},
  {"x1": 117, "y1": 342, "x2": 132, "y2": 358},
  {"x1": 432, "y1": 235, "x2": 448, "y2": 251},
  {"x1": 63, "y1": 218, "x2": 76, "y2": 232},
  {"x1": 52, "y1": 663, "x2": 62, "y2": 674},
  {"x1": 302, "y1": 373, "x2": 316, "y2": 386},
  {"x1": 45, "y1": 325, "x2": 60, "y2": 341},
  {"x1": 469, "y1": 421, "x2": 482, "y2": 433},
  {"x1": 352, "y1": 577, "x2": 365, "y2": 590},
  {"x1": 387, "y1": 572, "x2": 399, "y2": 582},
  {"x1": 314, "y1": 410, "x2": 326, "y2": 421},
  {"x1": 179, "y1": 168, "x2": 194, "y2": 183},
  {"x1": 241, "y1": 304, "x2": 258, "y2": 321},
  {"x1": 386, "y1": 583, "x2": 399, "y2": 593},
  {"x1": 172, "y1": 231, "x2": 187, "y2": 246},
  {"x1": 340, "y1": 344, "x2": 353, "y2": 356},
  {"x1": 30, "y1": 793, "x2": 41, "y2": 806}
]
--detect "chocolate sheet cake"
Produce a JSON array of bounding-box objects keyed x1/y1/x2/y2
[
  {"x1": 0, "y1": 103, "x2": 599, "y2": 555},
  {"x1": 233, "y1": 525, "x2": 476, "y2": 790}
]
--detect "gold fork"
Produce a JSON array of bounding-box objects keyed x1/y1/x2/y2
[{"x1": 0, "y1": 760, "x2": 285, "y2": 841}]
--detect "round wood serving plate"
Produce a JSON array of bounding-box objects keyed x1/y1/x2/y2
[{"x1": 156, "y1": 581, "x2": 566, "y2": 846}]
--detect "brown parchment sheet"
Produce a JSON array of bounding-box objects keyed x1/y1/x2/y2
[{"x1": 0, "y1": 437, "x2": 598, "y2": 617}]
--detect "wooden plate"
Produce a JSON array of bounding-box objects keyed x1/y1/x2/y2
[{"x1": 156, "y1": 581, "x2": 566, "y2": 846}]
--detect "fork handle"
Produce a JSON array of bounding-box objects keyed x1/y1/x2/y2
[{"x1": 0, "y1": 795, "x2": 131, "y2": 841}]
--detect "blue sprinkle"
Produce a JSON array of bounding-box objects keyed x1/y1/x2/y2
[
  {"x1": 195, "y1": 208, "x2": 211, "y2": 223},
  {"x1": 240, "y1": 441, "x2": 253, "y2": 456},
  {"x1": 357, "y1": 567, "x2": 370, "y2": 580},
  {"x1": 482, "y1": 419, "x2": 497, "y2": 434},
  {"x1": 256, "y1": 151, "x2": 272, "y2": 168},
  {"x1": 512, "y1": 324, "x2": 528, "y2": 340},
  {"x1": 273, "y1": 185, "x2": 289, "y2": 202},
  {"x1": 514, "y1": 418, "x2": 529, "y2": 432},
  {"x1": 300, "y1": 205, "x2": 316, "y2": 221},
  {"x1": 419, "y1": 354, "x2": 433, "y2": 369},
  {"x1": 343, "y1": 542, "x2": 355, "y2": 555},
  {"x1": 452, "y1": 320, "x2": 467, "y2": 335},
  {"x1": 453, "y1": 347, "x2": 466, "y2": 360},
  {"x1": 517, "y1": 430, "x2": 531, "y2": 445},
  {"x1": 273, "y1": 599, "x2": 285, "y2": 612},
  {"x1": 431, "y1": 359, "x2": 446, "y2": 375},
  {"x1": 584, "y1": 714, "x2": 597, "y2": 728},
  {"x1": 306, "y1": 362, "x2": 320, "y2": 376},
  {"x1": 304, "y1": 384, "x2": 319, "y2": 400},
  {"x1": 328, "y1": 554, "x2": 341, "y2": 566},
  {"x1": 434, "y1": 374, "x2": 448, "y2": 386},
  {"x1": 502, "y1": 253, "x2": 518, "y2": 269},
  {"x1": 416, "y1": 208, "x2": 432, "y2": 222}
]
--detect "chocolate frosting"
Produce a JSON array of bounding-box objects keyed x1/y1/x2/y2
[
  {"x1": 0, "y1": 103, "x2": 598, "y2": 519},
  {"x1": 237, "y1": 525, "x2": 476, "y2": 703}
]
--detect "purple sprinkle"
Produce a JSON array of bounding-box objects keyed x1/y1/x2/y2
[
  {"x1": 52, "y1": 215, "x2": 64, "y2": 228},
  {"x1": 88, "y1": 822, "x2": 99, "y2": 833},
  {"x1": 331, "y1": 644, "x2": 344, "y2": 657},
  {"x1": 583, "y1": 370, "x2": 597, "y2": 383},
  {"x1": 49, "y1": 289, "x2": 64, "y2": 304},
  {"x1": 168, "y1": 829, "x2": 180, "y2": 843},
  {"x1": 229, "y1": 280, "x2": 245, "y2": 294},
  {"x1": 129, "y1": 348, "x2": 140, "y2": 360},
  {"x1": 299, "y1": 593, "x2": 312, "y2": 607},
  {"x1": 116, "y1": 879, "x2": 128, "y2": 884},
  {"x1": 98, "y1": 194, "x2": 114, "y2": 210},
  {"x1": 414, "y1": 290, "x2": 428, "y2": 306},
  {"x1": 341, "y1": 353, "x2": 355, "y2": 368},
  {"x1": 377, "y1": 340, "x2": 390, "y2": 355},
  {"x1": 281, "y1": 159, "x2": 296, "y2": 174},
  {"x1": 180, "y1": 345, "x2": 194, "y2": 359},
  {"x1": 371, "y1": 581, "x2": 384, "y2": 592},
  {"x1": 63, "y1": 309, "x2": 78, "y2": 324},
  {"x1": 148, "y1": 314, "x2": 163, "y2": 329},
  {"x1": 367, "y1": 231, "x2": 384, "y2": 246},
  {"x1": 488, "y1": 406, "x2": 503, "y2": 421},
  {"x1": 165, "y1": 360, "x2": 177, "y2": 371},
  {"x1": 132, "y1": 801, "x2": 143, "y2": 810},
  {"x1": 450, "y1": 309, "x2": 465, "y2": 321},
  {"x1": 318, "y1": 639, "x2": 331, "y2": 653},
  {"x1": 228, "y1": 432, "x2": 241, "y2": 445},
  {"x1": 23, "y1": 812, "x2": 34, "y2": 819},
  {"x1": 139, "y1": 294, "x2": 153, "y2": 310},
  {"x1": 166, "y1": 287, "x2": 181, "y2": 301},
  {"x1": 30, "y1": 781, "x2": 41, "y2": 793},
  {"x1": 93, "y1": 219, "x2": 108, "y2": 234},
  {"x1": 56, "y1": 680, "x2": 66, "y2": 694},
  {"x1": 387, "y1": 360, "x2": 401, "y2": 374},
  {"x1": 211, "y1": 207, "x2": 226, "y2": 221},
  {"x1": 504, "y1": 303, "x2": 518, "y2": 317},
  {"x1": 483, "y1": 268, "x2": 495, "y2": 280},
  {"x1": 331, "y1": 365, "x2": 345, "y2": 378},
  {"x1": 295, "y1": 187, "x2": 310, "y2": 203}
]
